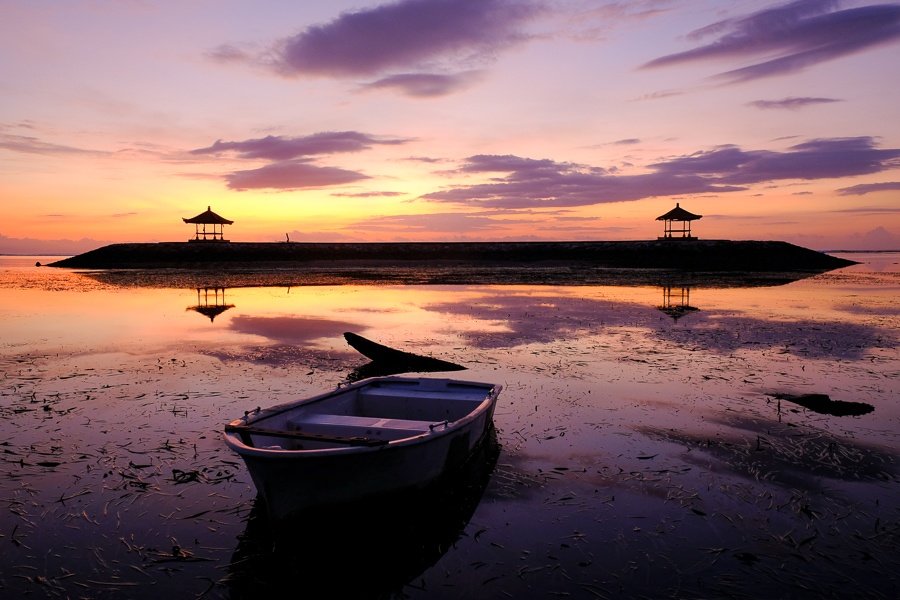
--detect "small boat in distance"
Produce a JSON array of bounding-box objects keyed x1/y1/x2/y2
[{"x1": 224, "y1": 376, "x2": 502, "y2": 521}]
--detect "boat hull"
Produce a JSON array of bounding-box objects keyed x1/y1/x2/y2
[{"x1": 224, "y1": 377, "x2": 500, "y2": 520}]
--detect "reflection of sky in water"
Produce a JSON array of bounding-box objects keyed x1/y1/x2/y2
[
  {"x1": 1, "y1": 265, "x2": 897, "y2": 363},
  {"x1": 1, "y1": 257, "x2": 898, "y2": 598}
]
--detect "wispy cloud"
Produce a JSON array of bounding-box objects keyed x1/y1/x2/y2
[
  {"x1": 837, "y1": 181, "x2": 900, "y2": 195},
  {"x1": 354, "y1": 212, "x2": 511, "y2": 234},
  {"x1": 331, "y1": 191, "x2": 407, "y2": 198},
  {"x1": 225, "y1": 161, "x2": 369, "y2": 191},
  {"x1": 360, "y1": 71, "x2": 482, "y2": 97},
  {"x1": 192, "y1": 131, "x2": 412, "y2": 191},
  {"x1": 748, "y1": 96, "x2": 842, "y2": 110},
  {"x1": 0, "y1": 234, "x2": 108, "y2": 255},
  {"x1": 270, "y1": 0, "x2": 542, "y2": 78},
  {"x1": 642, "y1": 1, "x2": 900, "y2": 82},
  {"x1": 206, "y1": 43, "x2": 256, "y2": 64},
  {"x1": 0, "y1": 133, "x2": 103, "y2": 156},
  {"x1": 191, "y1": 131, "x2": 410, "y2": 160},
  {"x1": 422, "y1": 137, "x2": 900, "y2": 209}
]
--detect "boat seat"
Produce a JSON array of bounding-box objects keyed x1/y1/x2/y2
[
  {"x1": 297, "y1": 413, "x2": 435, "y2": 431},
  {"x1": 284, "y1": 413, "x2": 439, "y2": 443}
]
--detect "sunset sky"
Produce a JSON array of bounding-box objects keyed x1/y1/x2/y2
[{"x1": 2, "y1": 0, "x2": 899, "y2": 254}]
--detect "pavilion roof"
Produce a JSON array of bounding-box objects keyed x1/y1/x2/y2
[
  {"x1": 656, "y1": 203, "x2": 702, "y2": 221},
  {"x1": 183, "y1": 206, "x2": 234, "y2": 225}
]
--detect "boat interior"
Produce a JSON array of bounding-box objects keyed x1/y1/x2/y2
[{"x1": 230, "y1": 379, "x2": 494, "y2": 451}]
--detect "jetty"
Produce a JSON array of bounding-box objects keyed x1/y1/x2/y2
[{"x1": 49, "y1": 240, "x2": 853, "y2": 272}]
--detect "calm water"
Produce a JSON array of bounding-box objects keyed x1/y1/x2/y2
[{"x1": 1, "y1": 253, "x2": 898, "y2": 598}]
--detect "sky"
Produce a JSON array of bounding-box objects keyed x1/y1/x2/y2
[{"x1": 1, "y1": 0, "x2": 899, "y2": 253}]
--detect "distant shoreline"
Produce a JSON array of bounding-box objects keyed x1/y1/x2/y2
[{"x1": 48, "y1": 240, "x2": 855, "y2": 275}]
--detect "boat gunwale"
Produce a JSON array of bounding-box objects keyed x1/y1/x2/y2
[{"x1": 223, "y1": 376, "x2": 501, "y2": 458}]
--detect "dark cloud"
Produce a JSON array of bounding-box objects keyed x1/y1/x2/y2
[
  {"x1": 422, "y1": 137, "x2": 900, "y2": 209},
  {"x1": 748, "y1": 96, "x2": 842, "y2": 110},
  {"x1": 360, "y1": 71, "x2": 480, "y2": 97},
  {"x1": 837, "y1": 181, "x2": 900, "y2": 195},
  {"x1": 642, "y1": 1, "x2": 900, "y2": 82},
  {"x1": 191, "y1": 131, "x2": 410, "y2": 161},
  {"x1": 272, "y1": 0, "x2": 541, "y2": 77},
  {"x1": 225, "y1": 161, "x2": 369, "y2": 191}
]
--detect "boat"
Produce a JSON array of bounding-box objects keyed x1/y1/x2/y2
[
  {"x1": 224, "y1": 376, "x2": 502, "y2": 520},
  {"x1": 343, "y1": 331, "x2": 466, "y2": 372}
]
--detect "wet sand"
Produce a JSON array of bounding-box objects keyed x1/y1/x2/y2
[{"x1": 0, "y1": 257, "x2": 897, "y2": 599}]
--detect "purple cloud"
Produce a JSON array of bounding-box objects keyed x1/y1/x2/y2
[
  {"x1": 191, "y1": 131, "x2": 410, "y2": 160},
  {"x1": 0, "y1": 133, "x2": 102, "y2": 156},
  {"x1": 360, "y1": 71, "x2": 480, "y2": 97},
  {"x1": 748, "y1": 96, "x2": 842, "y2": 110},
  {"x1": 272, "y1": 0, "x2": 540, "y2": 77},
  {"x1": 837, "y1": 181, "x2": 900, "y2": 195},
  {"x1": 424, "y1": 154, "x2": 741, "y2": 208},
  {"x1": 653, "y1": 137, "x2": 900, "y2": 184},
  {"x1": 642, "y1": 1, "x2": 900, "y2": 82},
  {"x1": 206, "y1": 43, "x2": 254, "y2": 64},
  {"x1": 422, "y1": 137, "x2": 900, "y2": 209},
  {"x1": 225, "y1": 161, "x2": 369, "y2": 191}
]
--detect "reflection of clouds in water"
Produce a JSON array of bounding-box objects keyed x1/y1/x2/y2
[
  {"x1": 204, "y1": 343, "x2": 357, "y2": 368},
  {"x1": 834, "y1": 303, "x2": 900, "y2": 316},
  {"x1": 428, "y1": 292, "x2": 647, "y2": 348},
  {"x1": 657, "y1": 313, "x2": 891, "y2": 360},
  {"x1": 428, "y1": 292, "x2": 890, "y2": 360},
  {"x1": 228, "y1": 315, "x2": 362, "y2": 344}
]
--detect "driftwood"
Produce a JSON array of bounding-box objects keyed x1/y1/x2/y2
[{"x1": 773, "y1": 393, "x2": 874, "y2": 417}]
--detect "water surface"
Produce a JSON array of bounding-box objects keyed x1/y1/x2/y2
[{"x1": 1, "y1": 254, "x2": 897, "y2": 598}]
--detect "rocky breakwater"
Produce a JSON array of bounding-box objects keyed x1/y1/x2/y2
[{"x1": 50, "y1": 240, "x2": 855, "y2": 272}]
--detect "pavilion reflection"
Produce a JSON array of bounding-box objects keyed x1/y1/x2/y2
[
  {"x1": 186, "y1": 287, "x2": 234, "y2": 322},
  {"x1": 227, "y1": 428, "x2": 500, "y2": 599},
  {"x1": 658, "y1": 285, "x2": 700, "y2": 321}
]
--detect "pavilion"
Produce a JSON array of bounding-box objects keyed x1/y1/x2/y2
[
  {"x1": 656, "y1": 203, "x2": 702, "y2": 240},
  {"x1": 183, "y1": 206, "x2": 233, "y2": 242}
]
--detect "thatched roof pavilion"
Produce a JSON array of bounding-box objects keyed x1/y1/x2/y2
[
  {"x1": 183, "y1": 206, "x2": 233, "y2": 242},
  {"x1": 656, "y1": 203, "x2": 702, "y2": 239}
]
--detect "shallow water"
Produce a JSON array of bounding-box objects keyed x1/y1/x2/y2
[{"x1": 0, "y1": 253, "x2": 898, "y2": 598}]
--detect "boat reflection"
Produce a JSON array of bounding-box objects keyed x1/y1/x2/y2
[
  {"x1": 186, "y1": 287, "x2": 234, "y2": 322},
  {"x1": 346, "y1": 359, "x2": 464, "y2": 382},
  {"x1": 658, "y1": 285, "x2": 699, "y2": 321},
  {"x1": 226, "y1": 428, "x2": 500, "y2": 599}
]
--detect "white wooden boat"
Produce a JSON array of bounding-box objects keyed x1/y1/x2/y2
[{"x1": 224, "y1": 376, "x2": 501, "y2": 520}]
